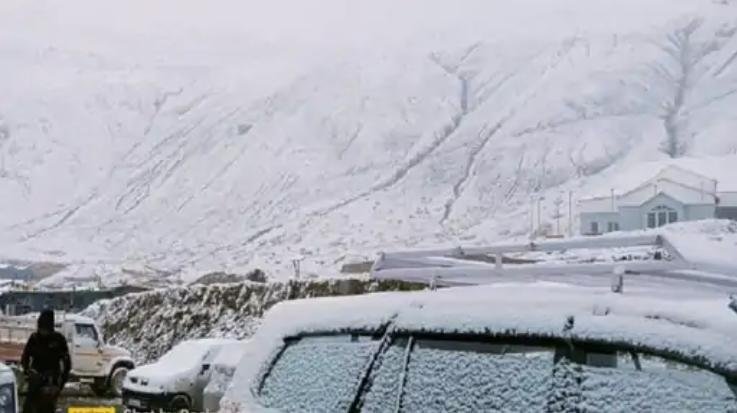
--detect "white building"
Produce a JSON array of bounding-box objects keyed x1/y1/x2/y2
[{"x1": 579, "y1": 165, "x2": 737, "y2": 235}]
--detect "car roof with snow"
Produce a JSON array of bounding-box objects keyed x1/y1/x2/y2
[
  {"x1": 211, "y1": 340, "x2": 250, "y2": 368},
  {"x1": 157, "y1": 338, "x2": 241, "y2": 363},
  {"x1": 222, "y1": 277, "x2": 737, "y2": 409}
]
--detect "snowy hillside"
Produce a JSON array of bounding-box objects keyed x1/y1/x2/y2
[{"x1": 1, "y1": 0, "x2": 737, "y2": 282}]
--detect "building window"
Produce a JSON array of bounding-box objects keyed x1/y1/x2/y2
[
  {"x1": 668, "y1": 211, "x2": 678, "y2": 223},
  {"x1": 590, "y1": 222, "x2": 599, "y2": 234},
  {"x1": 607, "y1": 222, "x2": 619, "y2": 232},
  {"x1": 647, "y1": 205, "x2": 678, "y2": 228}
]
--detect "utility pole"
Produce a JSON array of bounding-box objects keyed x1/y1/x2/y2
[
  {"x1": 610, "y1": 188, "x2": 615, "y2": 211},
  {"x1": 568, "y1": 190, "x2": 573, "y2": 237},
  {"x1": 537, "y1": 196, "x2": 544, "y2": 230},
  {"x1": 552, "y1": 195, "x2": 564, "y2": 236},
  {"x1": 530, "y1": 196, "x2": 535, "y2": 239}
]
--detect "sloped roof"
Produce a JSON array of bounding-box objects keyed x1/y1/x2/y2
[
  {"x1": 618, "y1": 180, "x2": 717, "y2": 207},
  {"x1": 584, "y1": 156, "x2": 737, "y2": 200},
  {"x1": 580, "y1": 178, "x2": 717, "y2": 213}
]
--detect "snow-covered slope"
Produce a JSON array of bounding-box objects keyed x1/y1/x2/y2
[{"x1": 2, "y1": 0, "x2": 737, "y2": 282}]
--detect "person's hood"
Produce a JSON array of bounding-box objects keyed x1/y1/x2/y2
[{"x1": 38, "y1": 309, "x2": 54, "y2": 331}]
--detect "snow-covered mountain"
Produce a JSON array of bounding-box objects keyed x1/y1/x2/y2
[{"x1": 1, "y1": 0, "x2": 737, "y2": 283}]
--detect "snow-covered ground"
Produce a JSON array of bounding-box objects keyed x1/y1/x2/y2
[
  {"x1": 2, "y1": 0, "x2": 737, "y2": 284},
  {"x1": 525, "y1": 219, "x2": 737, "y2": 271}
]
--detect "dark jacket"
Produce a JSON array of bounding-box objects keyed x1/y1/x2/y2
[{"x1": 21, "y1": 311, "x2": 71, "y2": 386}]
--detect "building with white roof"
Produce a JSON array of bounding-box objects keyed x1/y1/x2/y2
[{"x1": 579, "y1": 165, "x2": 737, "y2": 235}]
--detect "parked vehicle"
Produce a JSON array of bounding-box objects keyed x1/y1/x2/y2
[
  {"x1": 203, "y1": 341, "x2": 250, "y2": 411},
  {"x1": 0, "y1": 362, "x2": 17, "y2": 413},
  {"x1": 0, "y1": 312, "x2": 134, "y2": 397},
  {"x1": 122, "y1": 338, "x2": 241, "y2": 411},
  {"x1": 220, "y1": 280, "x2": 737, "y2": 412}
]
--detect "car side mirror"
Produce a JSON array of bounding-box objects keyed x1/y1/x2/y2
[{"x1": 200, "y1": 364, "x2": 210, "y2": 375}]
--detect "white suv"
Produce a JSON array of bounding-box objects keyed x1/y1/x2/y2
[{"x1": 220, "y1": 280, "x2": 737, "y2": 412}]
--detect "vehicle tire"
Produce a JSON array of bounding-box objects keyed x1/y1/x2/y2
[
  {"x1": 108, "y1": 365, "x2": 130, "y2": 397},
  {"x1": 90, "y1": 365, "x2": 130, "y2": 397},
  {"x1": 170, "y1": 395, "x2": 191, "y2": 412}
]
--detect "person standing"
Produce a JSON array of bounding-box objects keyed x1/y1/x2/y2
[{"x1": 21, "y1": 309, "x2": 71, "y2": 413}]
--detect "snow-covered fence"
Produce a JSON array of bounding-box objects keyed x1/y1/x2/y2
[{"x1": 371, "y1": 235, "x2": 691, "y2": 286}]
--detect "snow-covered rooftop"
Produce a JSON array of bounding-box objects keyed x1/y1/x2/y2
[{"x1": 584, "y1": 156, "x2": 737, "y2": 199}]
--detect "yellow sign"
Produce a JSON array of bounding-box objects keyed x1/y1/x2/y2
[{"x1": 68, "y1": 408, "x2": 116, "y2": 413}]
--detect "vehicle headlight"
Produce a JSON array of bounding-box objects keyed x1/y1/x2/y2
[{"x1": 0, "y1": 383, "x2": 15, "y2": 413}]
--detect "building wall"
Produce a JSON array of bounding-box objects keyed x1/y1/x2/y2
[
  {"x1": 580, "y1": 212, "x2": 619, "y2": 235},
  {"x1": 639, "y1": 193, "x2": 686, "y2": 227},
  {"x1": 686, "y1": 204, "x2": 716, "y2": 221},
  {"x1": 619, "y1": 206, "x2": 642, "y2": 231},
  {"x1": 619, "y1": 194, "x2": 689, "y2": 231},
  {"x1": 717, "y1": 207, "x2": 737, "y2": 220}
]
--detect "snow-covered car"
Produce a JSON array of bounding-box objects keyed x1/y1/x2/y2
[
  {"x1": 0, "y1": 362, "x2": 17, "y2": 413},
  {"x1": 122, "y1": 338, "x2": 240, "y2": 411},
  {"x1": 203, "y1": 341, "x2": 250, "y2": 411},
  {"x1": 220, "y1": 280, "x2": 737, "y2": 412}
]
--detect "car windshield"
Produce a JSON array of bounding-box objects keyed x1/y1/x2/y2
[{"x1": 258, "y1": 334, "x2": 737, "y2": 412}]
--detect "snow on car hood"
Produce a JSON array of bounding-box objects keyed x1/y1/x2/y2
[
  {"x1": 125, "y1": 362, "x2": 197, "y2": 393},
  {"x1": 125, "y1": 338, "x2": 237, "y2": 393},
  {"x1": 221, "y1": 280, "x2": 737, "y2": 411},
  {"x1": 105, "y1": 344, "x2": 132, "y2": 357}
]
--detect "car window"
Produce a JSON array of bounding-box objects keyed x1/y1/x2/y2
[
  {"x1": 397, "y1": 339, "x2": 554, "y2": 412},
  {"x1": 258, "y1": 334, "x2": 737, "y2": 412},
  {"x1": 259, "y1": 335, "x2": 381, "y2": 412},
  {"x1": 359, "y1": 338, "x2": 409, "y2": 412},
  {"x1": 578, "y1": 352, "x2": 737, "y2": 412},
  {"x1": 74, "y1": 324, "x2": 98, "y2": 344}
]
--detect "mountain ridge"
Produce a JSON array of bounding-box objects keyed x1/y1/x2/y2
[{"x1": 1, "y1": 0, "x2": 736, "y2": 284}]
